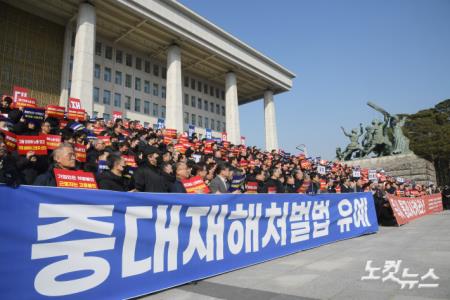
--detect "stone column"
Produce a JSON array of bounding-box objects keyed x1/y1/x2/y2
[
  {"x1": 59, "y1": 23, "x2": 73, "y2": 108},
  {"x1": 165, "y1": 44, "x2": 183, "y2": 132},
  {"x1": 225, "y1": 72, "x2": 241, "y2": 145},
  {"x1": 264, "y1": 90, "x2": 279, "y2": 151},
  {"x1": 70, "y1": 2, "x2": 95, "y2": 115}
]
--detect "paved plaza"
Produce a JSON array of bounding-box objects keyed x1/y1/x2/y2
[{"x1": 142, "y1": 211, "x2": 450, "y2": 300}]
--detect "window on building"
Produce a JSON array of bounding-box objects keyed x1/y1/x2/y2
[
  {"x1": 215, "y1": 88, "x2": 220, "y2": 98},
  {"x1": 161, "y1": 86, "x2": 166, "y2": 99},
  {"x1": 153, "y1": 64, "x2": 159, "y2": 77},
  {"x1": 197, "y1": 81, "x2": 202, "y2": 92},
  {"x1": 204, "y1": 83, "x2": 208, "y2": 94},
  {"x1": 116, "y1": 50, "x2": 123, "y2": 63},
  {"x1": 198, "y1": 115, "x2": 203, "y2": 127},
  {"x1": 94, "y1": 64, "x2": 100, "y2": 79},
  {"x1": 144, "y1": 80, "x2": 150, "y2": 94},
  {"x1": 95, "y1": 42, "x2": 102, "y2": 56},
  {"x1": 93, "y1": 87, "x2": 99, "y2": 103},
  {"x1": 103, "y1": 113, "x2": 110, "y2": 120},
  {"x1": 126, "y1": 53, "x2": 132, "y2": 67},
  {"x1": 210, "y1": 86, "x2": 214, "y2": 96},
  {"x1": 105, "y1": 46, "x2": 113, "y2": 59},
  {"x1": 104, "y1": 67, "x2": 111, "y2": 82},
  {"x1": 191, "y1": 114, "x2": 196, "y2": 126},
  {"x1": 191, "y1": 95, "x2": 196, "y2": 108},
  {"x1": 114, "y1": 93, "x2": 121, "y2": 107},
  {"x1": 191, "y1": 78, "x2": 195, "y2": 90},
  {"x1": 222, "y1": 106, "x2": 225, "y2": 116},
  {"x1": 216, "y1": 104, "x2": 220, "y2": 114},
  {"x1": 184, "y1": 93, "x2": 189, "y2": 106},
  {"x1": 210, "y1": 102, "x2": 214, "y2": 112},
  {"x1": 135, "y1": 98, "x2": 141, "y2": 112},
  {"x1": 217, "y1": 120, "x2": 220, "y2": 131},
  {"x1": 153, "y1": 84, "x2": 159, "y2": 97},
  {"x1": 184, "y1": 112, "x2": 189, "y2": 124},
  {"x1": 125, "y1": 96, "x2": 131, "y2": 109},
  {"x1": 135, "y1": 57, "x2": 142, "y2": 70},
  {"x1": 222, "y1": 122, "x2": 226, "y2": 132},
  {"x1": 152, "y1": 103, "x2": 158, "y2": 117},
  {"x1": 69, "y1": 56, "x2": 73, "y2": 72},
  {"x1": 144, "y1": 60, "x2": 151, "y2": 73},
  {"x1": 184, "y1": 76, "x2": 189, "y2": 87},
  {"x1": 221, "y1": 90, "x2": 225, "y2": 100},
  {"x1": 115, "y1": 71, "x2": 122, "y2": 85},
  {"x1": 205, "y1": 117, "x2": 209, "y2": 129},
  {"x1": 103, "y1": 90, "x2": 111, "y2": 105},
  {"x1": 144, "y1": 100, "x2": 150, "y2": 114},
  {"x1": 162, "y1": 67, "x2": 167, "y2": 79},
  {"x1": 161, "y1": 105, "x2": 166, "y2": 118},
  {"x1": 125, "y1": 74, "x2": 132, "y2": 88},
  {"x1": 197, "y1": 98, "x2": 202, "y2": 110},
  {"x1": 135, "y1": 77, "x2": 141, "y2": 91},
  {"x1": 211, "y1": 118, "x2": 215, "y2": 130}
]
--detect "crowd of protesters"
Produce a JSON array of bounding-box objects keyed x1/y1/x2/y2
[{"x1": 1, "y1": 94, "x2": 448, "y2": 225}]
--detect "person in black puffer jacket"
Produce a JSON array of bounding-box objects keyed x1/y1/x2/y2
[{"x1": 97, "y1": 152, "x2": 127, "y2": 192}]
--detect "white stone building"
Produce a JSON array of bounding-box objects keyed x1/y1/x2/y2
[{"x1": 0, "y1": 0, "x2": 295, "y2": 149}]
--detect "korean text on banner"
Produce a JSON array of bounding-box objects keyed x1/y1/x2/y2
[{"x1": 0, "y1": 187, "x2": 378, "y2": 300}]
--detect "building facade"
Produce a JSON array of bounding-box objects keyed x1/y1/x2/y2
[{"x1": 0, "y1": 0, "x2": 295, "y2": 149}]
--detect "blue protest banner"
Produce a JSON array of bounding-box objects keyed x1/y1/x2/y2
[
  {"x1": 157, "y1": 118, "x2": 165, "y2": 129},
  {"x1": 0, "y1": 185, "x2": 378, "y2": 299},
  {"x1": 188, "y1": 124, "x2": 195, "y2": 138},
  {"x1": 205, "y1": 128, "x2": 212, "y2": 139}
]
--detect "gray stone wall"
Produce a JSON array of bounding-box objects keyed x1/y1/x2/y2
[{"x1": 343, "y1": 153, "x2": 436, "y2": 185}]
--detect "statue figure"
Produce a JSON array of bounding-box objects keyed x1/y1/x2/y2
[
  {"x1": 340, "y1": 124, "x2": 364, "y2": 160},
  {"x1": 364, "y1": 118, "x2": 392, "y2": 157},
  {"x1": 367, "y1": 101, "x2": 411, "y2": 155},
  {"x1": 361, "y1": 124, "x2": 375, "y2": 157},
  {"x1": 391, "y1": 115, "x2": 411, "y2": 154},
  {"x1": 335, "y1": 147, "x2": 344, "y2": 161}
]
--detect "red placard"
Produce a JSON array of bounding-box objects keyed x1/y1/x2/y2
[
  {"x1": 67, "y1": 108, "x2": 86, "y2": 121},
  {"x1": 164, "y1": 128, "x2": 177, "y2": 138},
  {"x1": 54, "y1": 169, "x2": 98, "y2": 189},
  {"x1": 68, "y1": 97, "x2": 81, "y2": 109},
  {"x1": 182, "y1": 176, "x2": 210, "y2": 194},
  {"x1": 12, "y1": 86, "x2": 29, "y2": 103},
  {"x1": 96, "y1": 136, "x2": 111, "y2": 147},
  {"x1": 174, "y1": 143, "x2": 186, "y2": 154},
  {"x1": 387, "y1": 194, "x2": 443, "y2": 225},
  {"x1": 16, "y1": 136, "x2": 47, "y2": 155},
  {"x1": 122, "y1": 155, "x2": 137, "y2": 168},
  {"x1": 74, "y1": 143, "x2": 87, "y2": 162},
  {"x1": 46, "y1": 105, "x2": 65, "y2": 119},
  {"x1": 44, "y1": 134, "x2": 61, "y2": 150},
  {"x1": 113, "y1": 111, "x2": 123, "y2": 121},
  {"x1": 246, "y1": 181, "x2": 258, "y2": 194},
  {"x1": 268, "y1": 186, "x2": 277, "y2": 194},
  {"x1": 15, "y1": 96, "x2": 37, "y2": 109},
  {"x1": 0, "y1": 129, "x2": 17, "y2": 151}
]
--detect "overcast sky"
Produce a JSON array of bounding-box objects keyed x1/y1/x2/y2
[{"x1": 180, "y1": 0, "x2": 450, "y2": 159}]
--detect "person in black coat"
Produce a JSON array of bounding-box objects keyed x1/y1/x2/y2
[
  {"x1": 132, "y1": 146, "x2": 169, "y2": 193},
  {"x1": 97, "y1": 153, "x2": 127, "y2": 192},
  {"x1": 0, "y1": 137, "x2": 22, "y2": 187},
  {"x1": 34, "y1": 143, "x2": 76, "y2": 187}
]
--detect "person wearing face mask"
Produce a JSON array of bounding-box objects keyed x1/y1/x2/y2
[
  {"x1": 132, "y1": 146, "x2": 169, "y2": 192},
  {"x1": 97, "y1": 153, "x2": 128, "y2": 192}
]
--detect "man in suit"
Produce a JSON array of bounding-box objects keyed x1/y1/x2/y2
[{"x1": 209, "y1": 163, "x2": 231, "y2": 193}]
